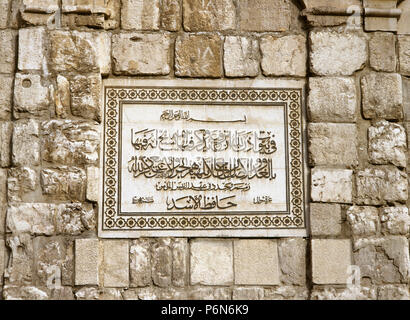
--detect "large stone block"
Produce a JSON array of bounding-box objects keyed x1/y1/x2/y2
[
  {"x1": 75, "y1": 238, "x2": 100, "y2": 286},
  {"x1": 312, "y1": 239, "x2": 352, "y2": 285},
  {"x1": 398, "y1": 35, "x2": 410, "y2": 76},
  {"x1": 86, "y1": 166, "x2": 99, "y2": 202},
  {"x1": 151, "y1": 238, "x2": 172, "y2": 287},
  {"x1": 378, "y1": 285, "x2": 410, "y2": 300},
  {"x1": 380, "y1": 206, "x2": 410, "y2": 236},
  {"x1": 261, "y1": 35, "x2": 306, "y2": 77},
  {"x1": 311, "y1": 168, "x2": 353, "y2": 203},
  {"x1": 70, "y1": 74, "x2": 102, "y2": 122},
  {"x1": 56, "y1": 203, "x2": 95, "y2": 235},
  {"x1": 172, "y1": 238, "x2": 188, "y2": 287},
  {"x1": 7, "y1": 167, "x2": 37, "y2": 203},
  {"x1": 183, "y1": 0, "x2": 235, "y2": 31},
  {"x1": 364, "y1": 0, "x2": 399, "y2": 32},
  {"x1": 55, "y1": 75, "x2": 71, "y2": 119},
  {"x1": 278, "y1": 239, "x2": 306, "y2": 286},
  {"x1": 398, "y1": 0, "x2": 410, "y2": 34},
  {"x1": 0, "y1": 0, "x2": 10, "y2": 28},
  {"x1": 347, "y1": 206, "x2": 380, "y2": 236},
  {"x1": 308, "y1": 77, "x2": 357, "y2": 122},
  {"x1": 264, "y1": 286, "x2": 309, "y2": 300},
  {"x1": 161, "y1": 0, "x2": 181, "y2": 31},
  {"x1": 23, "y1": 0, "x2": 59, "y2": 13},
  {"x1": 103, "y1": 240, "x2": 129, "y2": 287},
  {"x1": 41, "y1": 120, "x2": 100, "y2": 166},
  {"x1": 14, "y1": 73, "x2": 50, "y2": 119},
  {"x1": 0, "y1": 75, "x2": 13, "y2": 120},
  {"x1": 310, "y1": 30, "x2": 367, "y2": 76},
  {"x1": 0, "y1": 29, "x2": 16, "y2": 73},
  {"x1": 361, "y1": 72, "x2": 403, "y2": 120},
  {"x1": 121, "y1": 0, "x2": 160, "y2": 30},
  {"x1": 311, "y1": 286, "x2": 377, "y2": 300},
  {"x1": 310, "y1": 203, "x2": 342, "y2": 236},
  {"x1": 224, "y1": 36, "x2": 259, "y2": 78},
  {"x1": 0, "y1": 121, "x2": 12, "y2": 167},
  {"x1": 356, "y1": 167, "x2": 408, "y2": 205},
  {"x1": 238, "y1": 0, "x2": 291, "y2": 31},
  {"x1": 18, "y1": 27, "x2": 46, "y2": 71},
  {"x1": 112, "y1": 33, "x2": 171, "y2": 76},
  {"x1": 0, "y1": 239, "x2": 4, "y2": 285},
  {"x1": 41, "y1": 167, "x2": 86, "y2": 201},
  {"x1": 5, "y1": 234, "x2": 34, "y2": 284},
  {"x1": 234, "y1": 240, "x2": 280, "y2": 285},
  {"x1": 368, "y1": 120, "x2": 407, "y2": 167},
  {"x1": 130, "y1": 239, "x2": 151, "y2": 287},
  {"x1": 369, "y1": 32, "x2": 396, "y2": 72},
  {"x1": 0, "y1": 171, "x2": 6, "y2": 234},
  {"x1": 12, "y1": 119, "x2": 40, "y2": 167},
  {"x1": 233, "y1": 287, "x2": 264, "y2": 300},
  {"x1": 175, "y1": 34, "x2": 222, "y2": 78},
  {"x1": 190, "y1": 239, "x2": 233, "y2": 286},
  {"x1": 308, "y1": 123, "x2": 358, "y2": 167}
]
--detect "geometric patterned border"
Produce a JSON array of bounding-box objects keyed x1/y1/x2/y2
[{"x1": 102, "y1": 86, "x2": 305, "y2": 231}]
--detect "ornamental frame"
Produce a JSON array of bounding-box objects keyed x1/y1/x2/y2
[{"x1": 99, "y1": 80, "x2": 307, "y2": 238}]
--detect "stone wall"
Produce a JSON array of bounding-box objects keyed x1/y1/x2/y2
[{"x1": 0, "y1": 0, "x2": 409, "y2": 300}]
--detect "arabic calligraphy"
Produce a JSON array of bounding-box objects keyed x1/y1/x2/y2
[
  {"x1": 166, "y1": 195, "x2": 237, "y2": 210},
  {"x1": 160, "y1": 109, "x2": 247, "y2": 123},
  {"x1": 253, "y1": 195, "x2": 273, "y2": 204},
  {"x1": 155, "y1": 180, "x2": 250, "y2": 192},
  {"x1": 132, "y1": 196, "x2": 154, "y2": 204},
  {"x1": 131, "y1": 128, "x2": 277, "y2": 154}
]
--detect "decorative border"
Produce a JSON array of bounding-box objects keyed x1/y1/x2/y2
[{"x1": 102, "y1": 86, "x2": 305, "y2": 232}]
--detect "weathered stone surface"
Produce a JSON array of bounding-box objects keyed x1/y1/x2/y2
[
  {"x1": 112, "y1": 33, "x2": 171, "y2": 75},
  {"x1": 368, "y1": 120, "x2": 407, "y2": 167},
  {"x1": 5, "y1": 234, "x2": 34, "y2": 284},
  {"x1": 0, "y1": 121, "x2": 12, "y2": 167},
  {"x1": 75, "y1": 238, "x2": 100, "y2": 286},
  {"x1": 364, "y1": 0, "x2": 399, "y2": 32},
  {"x1": 398, "y1": 35, "x2": 410, "y2": 76},
  {"x1": 238, "y1": 0, "x2": 291, "y2": 31},
  {"x1": 369, "y1": 32, "x2": 396, "y2": 72},
  {"x1": 40, "y1": 167, "x2": 86, "y2": 201},
  {"x1": 312, "y1": 239, "x2": 352, "y2": 285},
  {"x1": 398, "y1": 0, "x2": 410, "y2": 34},
  {"x1": 6, "y1": 203, "x2": 56, "y2": 236},
  {"x1": 61, "y1": 0, "x2": 106, "y2": 13},
  {"x1": 311, "y1": 168, "x2": 353, "y2": 203},
  {"x1": 377, "y1": 285, "x2": 410, "y2": 300},
  {"x1": 190, "y1": 239, "x2": 233, "y2": 286},
  {"x1": 224, "y1": 36, "x2": 259, "y2": 77},
  {"x1": 151, "y1": 238, "x2": 172, "y2": 287},
  {"x1": 56, "y1": 203, "x2": 95, "y2": 235},
  {"x1": 14, "y1": 74, "x2": 50, "y2": 119},
  {"x1": 41, "y1": 120, "x2": 99, "y2": 166},
  {"x1": 353, "y1": 237, "x2": 410, "y2": 284},
  {"x1": 23, "y1": 0, "x2": 59, "y2": 13},
  {"x1": 0, "y1": 169, "x2": 6, "y2": 233},
  {"x1": 75, "y1": 287, "x2": 123, "y2": 300},
  {"x1": 278, "y1": 239, "x2": 306, "y2": 286},
  {"x1": 308, "y1": 123, "x2": 358, "y2": 167},
  {"x1": 310, "y1": 203, "x2": 342, "y2": 236},
  {"x1": 121, "y1": 0, "x2": 160, "y2": 30},
  {"x1": 404, "y1": 77, "x2": 410, "y2": 121},
  {"x1": 264, "y1": 286, "x2": 308, "y2": 300},
  {"x1": 70, "y1": 74, "x2": 101, "y2": 122},
  {"x1": 0, "y1": 29, "x2": 16, "y2": 73},
  {"x1": 361, "y1": 72, "x2": 403, "y2": 120},
  {"x1": 347, "y1": 206, "x2": 380, "y2": 236},
  {"x1": 308, "y1": 77, "x2": 357, "y2": 122},
  {"x1": 130, "y1": 239, "x2": 151, "y2": 287},
  {"x1": 123, "y1": 287, "x2": 188, "y2": 300},
  {"x1": 86, "y1": 166, "x2": 99, "y2": 202},
  {"x1": 50, "y1": 31, "x2": 110, "y2": 74},
  {"x1": 311, "y1": 286, "x2": 377, "y2": 300},
  {"x1": 356, "y1": 167, "x2": 408, "y2": 205},
  {"x1": 234, "y1": 240, "x2": 280, "y2": 285},
  {"x1": 233, "y1": 287, "x2": 264, "y2": 300},
  {"x1": 3, "y1": 285, "x2": 49, "y2": 300},
  {"x1": 183, "y1": 0, "x2": 235, "y2": 31},
  {"x1": 380, "y1": 206, "x2": 410, "y2": 235},
  {"x1": 161, "y1": 0, "x2": 181, "y2": 31},
  {"x1": 172, "y1": 238, "x2": 187, "y2": 287},
  {"x1": 103, "y1": 240, "x2": 129, "y2": 287},
  {"x1": 175, "y1": 34, "x2": 222, "y2": 78},
  {"x1": 310, "y1": 30, "x2": 367, "y2": 76},
  {"x1": 0, "y1": 239, "x2": 5, "y2": 285},
  {"x1": 0, "y1": 0, "x2": 10, "y2": 28},
  {"x1": 261, "y1": 35, "x2": 307, "y2": 77},
  {"x1": 7, "y1": 167, "x2": 37, "y2": 202},
  {"x1": 189, "y1": 287, "x2": 231, "y2": 300},
  {"x1": 18, "y1": 27, "x2": 46, "y2": 71},
  {"x1": 54, "y1": 75, "x2": 70, "y2": 119},
  {"x1": 0, "y1": 75, "x2": 13, "y2": 120},
  {"x1": 12, "y1": 119, "x2": 40, "y2": 166}
]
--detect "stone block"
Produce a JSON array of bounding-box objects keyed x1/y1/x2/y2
[
  {"x1": 190, "y1": 239, "x2": 233, "y2": 286},
  {"x1": 3, "y1": 285, "x2": 49, "y2": 300},
  {"x1": 311, "y1": 286, "x2": 377, "y2": 300},
  {"x1": 151, "y1": 238, "x2": 172, "y2": 287},
  {"x1": 308, "y1": 77, "x2": 357, "y2": 122},
  {"x1": 0, "y1": 121, "x2": 12, "y2": 167},
  {"x1": 369, "y1": 32, "x2": 396, "y2": 72},
  {"x1": 5, "y1": 234, "x2": 34, "y2": 284},
  {"x1": 356, "y1": 167, "x2": 408, "y2": 205},
  {"x1": 310, "y1": 203, "x2": 342, "y2": 236},
  {"x1": 233, "y1": 287, "x2": 264, "y2": 300},
  {"x1": 56, "y1": 203, "x2": 95, "y2": 235},
  {"x1": 23, "y1": 0, "x2": 59, "y2": 13},
  {"x1": 18, "y1": 27, "x2": 46, "y2": 71},
  {"x1": 238, "y1": 0, "x2": 291, "y2": 31},
  {"x1": 364, "y1": 0, "x2": 398, "y2": 32},
  {"x1": 347, "y1": 206, "x2": 380, "y2": 236},
  {"x1": 398, "y1": 0, "x2": 410, "y2": 34},
  {"x1": 263, "y1": 286, "x2": 309, "y2": 300},
  {"x1": 103, "y1": 240, "x2": 129, "y2": 287},
  {"x1": 368, "y1": 120, "x2": 406, "y2": 167},
  {"x1": 380, "y1": 206, "x2": 410, "y2": 235},
  {"x1": 308, "y1": 123, "x2": 358, "y2": 167},
  {"x1": 70, "y1": 74, "x2": 102, "y2": 122},
  {"x1": 75, "y1": 238, "x2": 100, "y2": 285},
  {"x1": 12, "y1": 119, "x2": 40, "y2": 167},
  {"x1": 398, "y1": 35, "x2": 410, "y2": 76},
  {"x1": 234, "y1": 239, "x2": 280, "y2": 285},
  {"x1": 378, "y1": 285, "x2": 410, "y2": 300},
  {"x1": 62, "y1": 0, "x2": 107, "y2": 13},
  {"x1": 278, "y1": 238, "x2": 306, "y2": 286},
  {"x1": 86, "y1": 166, "x2": 99, "y2": 202},
  {"x1": 14, "y1": 73, "x2": 50, "y2": 119},
  {"x1": 130, "y1": 239, "x2": 151, "y2": 287},
  {"x1": 261, "y1": 34, "x2": 307, "y2": 77},
  {"x1": 0, "y1": 75, "x2": 13, "y2": 120},
  {"x1": 311, "y1": 168, "x2": 353, "y2": 203},
  {"x1": 121, "y1": 0, "x2": 160, "y2": 30},
  {"x1": 310, "y1": 30, "x2": 367, "y2": 76},
  {"x1": 0, "y1": 29, "x2": 16, "y2": 73},
  {"x1": 312, "y1": 239, "x2": 352, "y2": 285},
  {"x1": 7, "y1": 167, "x2": 37, "y2": 202},
  {"x1": 189, "y1": 287, "x2": 231, "y2": 300},
  {"x1": 361, "y1": 72, "x2": 403, "y2": 120},
  {"x1": 183, "y1": 0, "x2": 235, "y2": 31},
  {"x1": 0, "y1": 0, "x2": 10, "y2": 28},
  {"x1": 175, "y1": 34, "x2": 222, "y2": 78},
  {"x1": 0, "y1": 239, "x2": 5, "y2": 285},
  {"x1": 161, "y1": 0, "x2": 181, "y2": 31},
  {"x1": 112, "y1": 33, "x2": 171, "y2": 76},
  {"x1": 172, "y1": 238, "x2": 188, "y2": 287},
  {"x1": 55, "y1": 75, "x2": 70, "y2": 119},
  {"x1": 224, "y1": 36, "x2": 259, "y2": 77}
]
